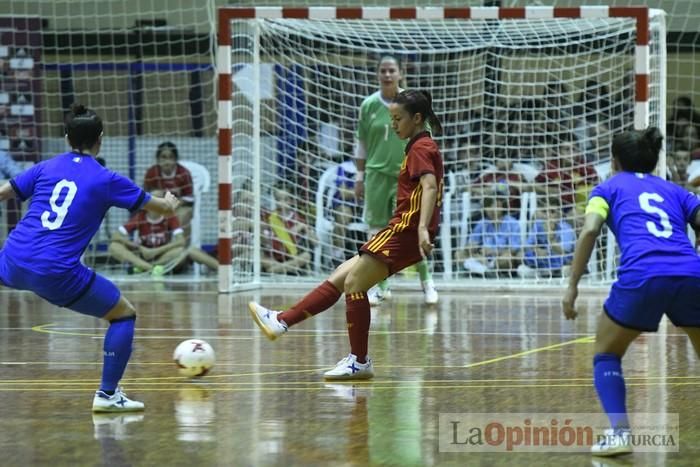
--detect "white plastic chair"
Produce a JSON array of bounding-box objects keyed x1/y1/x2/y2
[
  {"x1": 179, "y1": 160, "x2": 211, "y2": 277},
  {"x1": 179, "y1": 160, "x2": 211, "y2": 248}
]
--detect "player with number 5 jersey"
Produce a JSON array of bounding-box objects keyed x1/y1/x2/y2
[
  {"x1": 0, "y1": 103, "x2": 180, "y2": 413},
  {"x1": 562, "y1": 127, "x2": 700, "y2": 457}
]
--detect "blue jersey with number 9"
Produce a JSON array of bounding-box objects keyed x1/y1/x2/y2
[
  {"x1": 4, "y1": 152, "x2": 150, "y2": 274},
  {"x1": 588, "y1": 171, "x2": 700, "y2": 285}
]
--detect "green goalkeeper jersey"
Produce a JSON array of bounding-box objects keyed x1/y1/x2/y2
[{"x1": 357, "y1": 91, "x2": 406, "y2": 176}]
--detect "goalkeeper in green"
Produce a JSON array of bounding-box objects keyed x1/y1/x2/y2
[{"x1": 353, "y1": 55, "x2": 438, "y2": 305}]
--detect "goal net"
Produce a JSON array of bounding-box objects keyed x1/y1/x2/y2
[{"x1": 218, "y1": 6, "x2": 666, "y2": 292}]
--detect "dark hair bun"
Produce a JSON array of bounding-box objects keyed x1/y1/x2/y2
[
  {"x1": 70, "y1": 103, "x2": 88, "y2": 116},
  {"x1": 642, "y1": 127, "x2": 663, "y2": 154},
  {"x1": 419, "y1": 90, "x2": 432, "y2": 107}
]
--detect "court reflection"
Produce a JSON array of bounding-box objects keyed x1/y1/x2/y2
[
  {"x1": 174, "y1": 385, "x2": 216, "y2": 442},
  {"x1": 92, "y1": 413, "x2": 144, "y2": 466}
]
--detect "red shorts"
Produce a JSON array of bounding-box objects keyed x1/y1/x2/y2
[{"x1": 359, "y1": 226, "x2": 428, "y2": 275}]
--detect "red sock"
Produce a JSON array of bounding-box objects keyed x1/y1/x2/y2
[
  {"x1": 278, "y1": 280, "x2": 341, "y2": 327},
  {"x1": 345, "y1": 291, "x2": 370, "y2": 363}
]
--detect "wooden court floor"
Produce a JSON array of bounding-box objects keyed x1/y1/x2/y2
[{"x1": 0, "y1": 282, "x2": 699, "y2": 466}]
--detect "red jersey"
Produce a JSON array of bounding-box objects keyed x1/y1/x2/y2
[
  {"x1": 388, "y1": 132, "x2": 443, "y2": 235},
  {"x1": 535, "y1": 160, "x2": 598, "y2": 205},
  {"x1": 143, "y1": 164, "x2": 194, "y2": 202},
  {"x1": 120, "y1": 211, "x2": 183, "y2": 248}
]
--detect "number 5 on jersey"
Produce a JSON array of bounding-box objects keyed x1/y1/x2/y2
[
  {"x1": 638, "y1": 192, "x2": 673, "y2": 238},
  {"x1": 41, "y1": 179, "x2": 78, "y2": 230}
]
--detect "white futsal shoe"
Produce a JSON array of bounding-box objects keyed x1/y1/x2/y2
[
  {"x1": 591, "y1": 428, "x2": 633, "y2": 457},
  {"x1": 367, "y1": 286, "x2": 391, "y2": 306},
  {"x1": 422, "y1": 279, "x2": 439, "y2": 304},
  {"x1": 92, "y1": 387, "x2": 145, "y2": 413},
  {"x1": 323, "y1": 353, "x2": 374, "y2": 380},
  {"x1": 248, "y1": 301, "x2": 288, "y2": 341}
]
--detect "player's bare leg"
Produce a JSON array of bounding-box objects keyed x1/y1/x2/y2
[{"x1": 365, "y1": 228, "x2": 391, "y2": 305}]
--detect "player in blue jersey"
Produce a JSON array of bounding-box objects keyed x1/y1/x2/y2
[
  {"x1": 0, "y1": 103, "x2": 179, "y2": 412},
  {"x1": 562, "y1": 127, "x2": 700, "y2": 457}
]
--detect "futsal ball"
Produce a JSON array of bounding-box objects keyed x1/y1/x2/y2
[{"x1": 173, "y1": 339, "x2": 216, "y2": 377}]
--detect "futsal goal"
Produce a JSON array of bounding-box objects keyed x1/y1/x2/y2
[{"x1": 217, "y1": 6, "x2": 666, "y2": 292}]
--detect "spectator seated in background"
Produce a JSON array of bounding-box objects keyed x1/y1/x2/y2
[
  {"x1": 143, "y1": 141, "x2": 194, "y2": 240},
  {"x1": 0, "y1": 149, "x2": 23, "y2": 179},
  {"x1": 518, "y1": 202, "x2": 576, "y2": 278},
  {"x1": 456, "y1": 196, "x2": 521, "y2": 277},
  {"x1": 330, "y1": 160, "x2": 360, "y2": 265},
  {"x1": 232, "y1": 179, "x2": 255, "y2": 262},
  {"x1": 471, "y1": 149, "x2": 527, "y2": 214},
  {"x1": 667, "y1": 96, "x2": 700, "y2": 153},
  {"x1": 670, "y1": 149, "x2": 699, "y2": 193},
  {"x1": 262, "y1": 184, "x2": 317, "y2": 275},
  {"x1": 108, "y1": 189, "x2": 217, "y2": 275},
  {"x1": 534, "y1": 138, "x2": 599, "y2": 228}
]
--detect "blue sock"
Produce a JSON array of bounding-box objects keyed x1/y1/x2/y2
[
  {"x1": 593, "y1": 353, "x2": 629, "y2": 430},
  {"x1": 100, "y1": 315, "x2": 136, "y2": 393}
]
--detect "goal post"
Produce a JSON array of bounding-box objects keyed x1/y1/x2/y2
[{"x1": 217, "y1": 6, "x2": 666, "y2": 292}]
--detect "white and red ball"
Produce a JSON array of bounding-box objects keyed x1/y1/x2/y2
[{"x1": 173, "y1": 339, "x2": 216, "y2": 377}]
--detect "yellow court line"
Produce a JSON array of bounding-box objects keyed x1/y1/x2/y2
[
  {"x1": 463, "y1": 336, "x2": 595, "y2": 369},
  {"x1": 31, "y1": 323, "x2": 101, "y2": 337}
]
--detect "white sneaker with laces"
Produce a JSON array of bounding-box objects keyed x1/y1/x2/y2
[
  {"x1": 422, "y1": 279, "x2": 439, "y2": 304},
  {"x1": 248, "y1": 301, "x2": 288, "y2": 341},
  {"x1": 323, "y1": 353, "x2": 374, "y2": 380},
  {"x1": 591, "y1": 428, "x2": 632, "y2": 457},
  {"x1": 92, "y1": 387, "x2": 145, "y2": 413},
  {"x1": 367, "y1": 286, "x2": 384, "y2": 306}
]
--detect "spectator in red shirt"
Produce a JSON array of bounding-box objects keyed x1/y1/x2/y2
[
  {"x1": 109, "y1": 189, "x2": 217, "y2": 275},
  {"x1": 143, "y1": 142, "x2": 194, "y2": 240}
]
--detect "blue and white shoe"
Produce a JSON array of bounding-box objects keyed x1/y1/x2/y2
[
  {"x1": 92, "y1": 387, "x2": 145, "y2": 413},
  {"x1": 323, "y1": 353, "x2": 374, "y2": 380},
  {"x1": 591, "y1": 428, "x2": 632, "y2": 457},
  {"x1": 248, "y1": 301, "x2": 288, "y2": 341}
]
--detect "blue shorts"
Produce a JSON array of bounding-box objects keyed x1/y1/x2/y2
[
  {"x1": 604, "y1": 276, "x2": 700, "y2": 332},
  {"x1": 0, "y1": 253, "x2": 120, "y2": 318}
]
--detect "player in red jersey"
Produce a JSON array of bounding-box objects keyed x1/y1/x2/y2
[{"x1": 248, "y1": 90, "x2": 443, "y2": 380}]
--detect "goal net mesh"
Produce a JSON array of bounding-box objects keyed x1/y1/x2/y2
[{"x1": 226, "y1": 10, "x2": 665, "y2": 289}]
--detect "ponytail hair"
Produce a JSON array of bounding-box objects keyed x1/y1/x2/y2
[
  {"x1": 65, "y1": 103, "x2": 103, "y2": 152},
  {"x1": 393, "y1": 89, "x2": 443, "y2": 136},
  {"x1": 612, "y1": 126, "x2": 663, "y2": 173}
]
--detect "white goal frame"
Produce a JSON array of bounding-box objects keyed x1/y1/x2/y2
[{"x1": 216, "y1": 5, "x2": 663, "y2": 292}]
